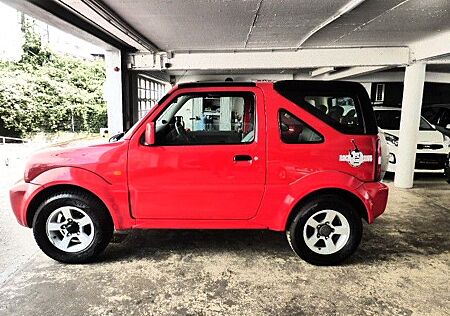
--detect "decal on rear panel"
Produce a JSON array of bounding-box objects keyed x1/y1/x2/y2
[{"x1": 339, "y1": 140, "x2": 373, "y2": 167}]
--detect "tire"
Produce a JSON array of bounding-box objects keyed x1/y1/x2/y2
[
  {"x1": 286, "y1": 194, "x2": 362, "y2": 266},
  {"x1": 32, "y1": 191, "x2": 113, "y2": 264}
]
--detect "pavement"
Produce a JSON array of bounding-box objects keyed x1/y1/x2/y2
[{"x1": 0, "y1": 145, "x2": 449, "y2": 315}]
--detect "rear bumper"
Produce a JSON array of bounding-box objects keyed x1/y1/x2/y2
[
  {"x1": 358, "y1": 181, "x2": 389, "y2": 224},
  {"x1": 9, "y1": 179, "x2": 42, "y2": 227}
]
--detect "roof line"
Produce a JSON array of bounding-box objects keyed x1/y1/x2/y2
[{"x1": 177, "y1": 82, "x2": 256, "y2": 88}]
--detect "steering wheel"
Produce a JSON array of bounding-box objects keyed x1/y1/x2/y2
[{"x1": 173, "y1": 116, "x2": 193, "y2": 144}]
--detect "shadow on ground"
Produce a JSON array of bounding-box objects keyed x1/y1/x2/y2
[
  {"x1": 100, "y1": 198, "x2": 449, "y2": 266},
  {"x1": 101, "y1": 230, "x2": 292, "y2": 264}
]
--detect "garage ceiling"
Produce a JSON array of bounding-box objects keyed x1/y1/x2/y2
[
  {"x1": 304, "y1": 0, "x2": 449, "y2": 47},
  {"x1": 2, "y1": 0, "x2": 448, "y2": 77},
  {"x1": 102, "y1": 0, "x2": 449, "y2": 51}
]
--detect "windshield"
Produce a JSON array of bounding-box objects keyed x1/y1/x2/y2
[{"x1": 374, "y1": 110, "x2": 434, "y2": 131}]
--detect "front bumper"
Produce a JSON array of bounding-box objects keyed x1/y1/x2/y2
[
  {"x1": 358, "y1": 181, "x2": 389, "y2": 224},
  {"x1": 387, "y1": 146, "x2": 449, "y2": 173},
  {"x1": 10, "y1": 179, "x2": 42, "y2": 227}
]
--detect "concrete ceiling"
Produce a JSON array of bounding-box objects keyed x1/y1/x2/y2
[
  {"x1": 305, "y1": 0, "x2": 450, "y2": 47},
  {"x1": 102, "y1": 0, "x2": 449, "y2": 52},
  {"x1": 3, "y1": 0, "x2": 448, "y2": 80}
]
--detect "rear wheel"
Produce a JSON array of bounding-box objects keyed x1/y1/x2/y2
[
  {"x1": 33, "y1": 191, "x2": 113, "y2": 263},
  {"x1": 286, "y1": 195, "x2": 362, "y2": 266}
]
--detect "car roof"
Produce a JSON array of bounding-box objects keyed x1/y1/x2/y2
[
  {"x1": 373, "y1": 106, "x2": 401, "y2": 111},
  {"x1": 177, "y1": 81, "x2": 256, "y2": 88}
]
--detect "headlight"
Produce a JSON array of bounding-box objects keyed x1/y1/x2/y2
[
  {"x1": 384, "y1": 133, "x2": 399, "y2": 147},
  {"x1": 444, "y1": 135, "x2": 450, "y2": 147},
  {"x1": 389, "y1": 153, "x2": 396, "y2": 164}
]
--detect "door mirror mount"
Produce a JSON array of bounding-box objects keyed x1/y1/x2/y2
[{"x1": 144, "y1": 122, "x2": 155, "y2": 145}]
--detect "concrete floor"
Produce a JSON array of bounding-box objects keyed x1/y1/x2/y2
[{"x1": 0, "y1": 171, "x2": 449, "y2": 315}]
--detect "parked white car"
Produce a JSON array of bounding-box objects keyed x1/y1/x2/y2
[{"x1": 374, "y1": 107, "x2": 450, "y2": 174}]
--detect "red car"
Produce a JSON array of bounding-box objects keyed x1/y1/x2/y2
[{"x1": 10, "y1": 80, "x2": 388, "y2": 265}]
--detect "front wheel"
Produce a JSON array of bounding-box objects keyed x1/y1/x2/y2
[
  {"x1": 286, "y1": 195, "x2": 362, "y2": 266},
  {"x1": 33, "y1": 191, "x2": 113, "y2": 264}
]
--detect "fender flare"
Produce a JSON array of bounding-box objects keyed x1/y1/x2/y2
[
  {"x1": 255, "y1": 171, "x2": 370, "y2": 230},
  {"x1": 27, "y1": 167, "x2": 133, "y2": 229},
  {"x1": 284, "y1": 171, "x2": 369, "y2": 226}
]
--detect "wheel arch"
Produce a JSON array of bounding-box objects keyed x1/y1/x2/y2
[
  {"x1": 26, "y1": 184, "x2": 113, "y2": 228},
  {"x1": 284, "y1": 188, "x2": 368, "y2": 231}
]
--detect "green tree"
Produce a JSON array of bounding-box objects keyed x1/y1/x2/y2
[{"x1": 0, "y1": 17, "x2": 107, "y2": 137}]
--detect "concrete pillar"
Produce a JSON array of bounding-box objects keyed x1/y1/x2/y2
[
  {"x1": 394, "y1": 63, "x2": 426, "y2": 188},
  {"x1": 104, "y1": 50, "x2": 123, "y2": 135}
]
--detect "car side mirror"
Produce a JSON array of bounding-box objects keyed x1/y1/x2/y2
[
  {"x1": 144, "y1": 122, "x2": 155, "y2": 145},
  {"x1": 446, "y1": 124, "x2": 450, "y2": 129}
]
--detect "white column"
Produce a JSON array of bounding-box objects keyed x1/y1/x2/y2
[
  {"x1": 104, "y1": 50, "x2": 123, "y2": 135},
  {"x1": 219, "y1": 97, "x2": 232, "y2": 131},
  {"x1": 394, "y1": 63, "x2": 426, "y2": 188}
]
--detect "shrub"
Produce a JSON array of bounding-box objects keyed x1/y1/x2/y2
[{"x1": 0, "y1": 19, "x2": 106, "y2": 137}]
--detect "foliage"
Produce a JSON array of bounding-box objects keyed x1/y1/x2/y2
[{"x1": 0, "y1": 19, "x2": 106, "y2": 137}]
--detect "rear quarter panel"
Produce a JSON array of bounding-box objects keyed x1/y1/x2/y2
[
  {"x1": 253, "y1": 171, "x2": 368, "y2": 230},
  {"x1": 251, "y1": 84, "x2": 379, "y2": 230}
]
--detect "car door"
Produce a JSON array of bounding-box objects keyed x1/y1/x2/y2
[{"x1": 127, "y1": 87, "x2": 266, "y2": 220}]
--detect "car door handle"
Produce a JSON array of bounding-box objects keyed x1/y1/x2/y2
[{"x1": 234, "y1": 155, "x2": 252, "y2": 162}]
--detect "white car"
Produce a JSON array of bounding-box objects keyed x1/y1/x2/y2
[{"x1": 374, "y1": 107, "x2": 450, "y2": 174}]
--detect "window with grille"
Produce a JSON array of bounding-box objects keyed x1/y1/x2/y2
[
  {"x1": 375, "y1": 84, "x2": 385, "y2": 103},
  {"x1": 137, "y1": 76, "x2": 167, "y2": 119}
]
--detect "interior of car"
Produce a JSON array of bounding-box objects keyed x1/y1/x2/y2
[{"x1": 155, "y1": 93, "x2": 255, "y2": 145}]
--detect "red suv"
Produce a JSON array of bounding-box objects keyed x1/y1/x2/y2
[{"x1": 10, "y1": 80, "x2": 388, "y2": 265}]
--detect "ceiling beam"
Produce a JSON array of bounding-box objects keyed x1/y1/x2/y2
[
  {"x1": 315, "y1": 66, "x2": 392, "y2": 80},
  {"x1": 410, "y1": 31, "x2": 450, "y2": 62},
  {"x1": 425, "y1": 56, "x2": 450, "y2": 64},
  {"x1": 1, "y1": 0, "x2": 131, "y2": 50},
  {"x1": 55, "y1": 0, "x2": 160, "y2": 52},
  {"x1": 310, "y1": 67, "x2": 335, "y2": 77},
  {"x1": 348, "y1": 71, "x2": 450, "y2": 84},
  {"x1": 128, "y1": 47, "x2": 410, "y2": 71}
]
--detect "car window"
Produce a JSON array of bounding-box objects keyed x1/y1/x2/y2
[
  {"x1": 422, "y1": 107, "x2": 441, "y2": 124},
  {"x1": 303, "y1": 96, "x2": 361, "y2": 131},
  {"x1": 279, "y1": 110, "x2": 323, "y2": 144},
  {"x1": 273, "y1": 81, "x2": 378, "y2": 135},
  {"x1": 374, "y1": 110, "x2": 434, "y2": 130},
  {"x1": 439, "y1": 109, "x2": 450, "y2": 127},
  {"x1": 155, "y1": 93, "x2": 255, "y2": 145}
]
